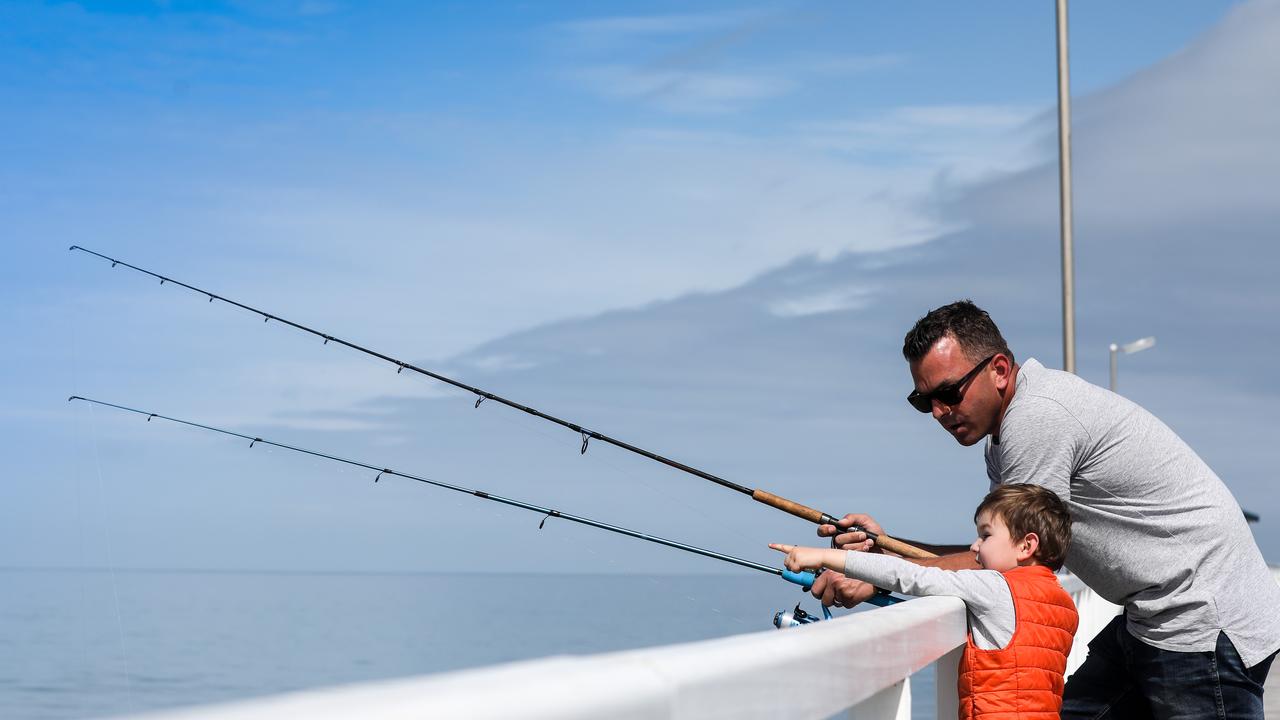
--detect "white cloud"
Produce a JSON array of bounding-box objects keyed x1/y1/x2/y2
[
  {"x1": 566, "y1": 53, "x2": 908, "y2": 114},
  {"x1": 569, "y1": 64, "x2": 790, "y2": 113},
  {"x1": 554, "y1": 11, "x2": 905, "y2": 115},
  {"x1": 800, "y1": 103, "x2": 1044, "y2": 184},
  {"x1": 894, "y1": 104, "x2": 1035, "y2": 130},
  {"x1": 959, "y1": 0, "x2": 1280, "y2": 232},
  {"x1": 768, "y1": 287, "x2": 875, "y2": 317},
  {"x1": 182, "y1": 121, "x2": 964, "y2": 355},
  {"x1": 556, "y1": 12, "x2": 753, "y2": 41},
  {"x1": 800, "y1": 53, "x2": 906, "y2": 76},
  {"x1": 465, "y1": 354, "x2": 539, "y2": 373}
]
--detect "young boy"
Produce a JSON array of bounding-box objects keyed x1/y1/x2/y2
[{"x1": 771, "y1": 484, "x2": 1078, "y2": 719}]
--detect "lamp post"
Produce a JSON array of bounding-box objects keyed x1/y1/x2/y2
[{"x1": 1109, "y1": 336, "x2": 1156, "y2": 392}]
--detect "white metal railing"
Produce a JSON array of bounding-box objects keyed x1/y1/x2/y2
[
  {"x1": 117, "y1": 593, "x2": 968, "y2": 720},
  {"x1": 118, "y1": 570, "x2": 1280, "y2": 720},
  {"x1": 1060, "y1": 573, "x2": 1122, "y2": 678}
]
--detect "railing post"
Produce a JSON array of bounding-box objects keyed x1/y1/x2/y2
[
  {"x1": 934, "y1": 645, "x2": 963, "y2": 718},
  {"x1": 846, "y1": 677, "x2": 910, "y2": 720}
]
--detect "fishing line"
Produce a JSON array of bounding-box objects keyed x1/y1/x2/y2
[
  {"x1": 68, "y1": 246, "x2": 933, "y2": 559},
  {"x1": 70, "y1": 291, "x2": 137, "y2": 715},
  {"x1": 70, "y1": 410, "x2": 111, "y2": 716},
  {"x1": 69, "y1": 330, "x2": 95, "y2": 705},
  {"x1": 67, "y1": 396, "x2": 902, "y2": 619},
  {"x1": 84, "y1": 403, "x2": 138, "y2": 714}
]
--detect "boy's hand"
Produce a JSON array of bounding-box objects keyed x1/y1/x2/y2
[
  {"x1": 817, "y1": 513, "x2": 883, "y2": 553},
  {"x1": 768, "y1": 543, "x2": 878, "y2": 608},
  {"x1": 767, "y1": 543, "x2": 833, "y2": 572}
]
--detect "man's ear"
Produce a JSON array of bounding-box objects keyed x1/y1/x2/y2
[
  {"x1": 992, "y1": 353, "x2": 1014, "y2": 391},
  {"x1": 1018, "y1": 532, "x2": 1040, "y2": 562}
]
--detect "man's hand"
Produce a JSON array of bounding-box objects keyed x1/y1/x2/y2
[
  {"x1": 817, "y1": 513, "x2": 884, "y2": 552},
  {"x1": 808, "y1": 570, "x2": 878, "y2": 608}
]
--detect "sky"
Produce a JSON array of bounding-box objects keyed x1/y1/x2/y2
[{"x1": 2, "y1": 0, "x2": 1277, "y2": 583}]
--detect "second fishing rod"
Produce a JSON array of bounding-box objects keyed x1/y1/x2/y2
[
  {"x1": 69, "y1": 246, "x2": 934, "y2": 560},
  {"x1": 68, "y1": 396, "x2": 902, "y2": 623}
]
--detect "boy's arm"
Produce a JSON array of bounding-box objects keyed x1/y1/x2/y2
[
  {"x1": 843, "y1": 552, "x2": 1010, "y2": 616},
  {"x1": 846, "y1": 552, "x2": 1017, "y2": 650},
  {"x1": 770, "y1": 545, "x2": 999, "y2": 611}
]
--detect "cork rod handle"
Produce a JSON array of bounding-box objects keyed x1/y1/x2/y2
[{"x1": 751, "y1": 489, "x2": 937, "y2": 559}]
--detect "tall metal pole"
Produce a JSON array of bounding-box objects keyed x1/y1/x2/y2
[{"x1": 1056, "y1": 0, "x2": 1077, "y2": 374}]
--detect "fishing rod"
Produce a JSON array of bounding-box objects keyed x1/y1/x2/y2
[
  {"x1": 68, "y1": 246, "x2": 935, "y2": 560},
  {"x1": 67, "y1": 396, "x2": 902, "y2": 622}
]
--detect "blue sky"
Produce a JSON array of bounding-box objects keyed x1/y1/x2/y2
[{"x1": 3, "y1": 0, "x2": 1276, "y2": 580}]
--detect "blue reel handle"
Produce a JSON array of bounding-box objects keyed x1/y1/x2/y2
[
  {"x1": 780, "y1": 568, "x2": 904, "y2": 607},
  {"x1": 781, "y1": 569, "x2": 816, "y2": 590}
]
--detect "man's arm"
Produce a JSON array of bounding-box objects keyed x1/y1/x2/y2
[
  {"x1": 909, "y1": 551, "x2": 979, "y2": 571},
  {"x1": 819, "y1": 514, "x2": 972, "y2": 558},
  {"x1": 810, "y1": 513, "x2": 979, "y2": 605},
  {"x1": 878, "y1": 540, "x2": 973, "y2": 557}
]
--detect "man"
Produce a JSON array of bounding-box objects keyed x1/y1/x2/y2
[{"x1": 812, "y1": 300, "x2": 1280, "y2": 718}]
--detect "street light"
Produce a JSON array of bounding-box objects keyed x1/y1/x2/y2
[{"x1": 1109, "y1": 336, "x2": 1156, "y2": 392}]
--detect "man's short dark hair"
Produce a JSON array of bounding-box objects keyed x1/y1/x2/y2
[
  {"x1": 974, "y1": 484, "x2": 1072, "y2": 571},
  {"x1": 902, "y1": 300, "x2": 1014, "y2": 365}
]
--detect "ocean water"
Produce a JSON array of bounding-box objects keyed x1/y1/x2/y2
[{"x1": 0, "y1": 569, "x2": 936, "y2": 718}]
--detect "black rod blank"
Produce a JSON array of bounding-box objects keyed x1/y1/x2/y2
[
  {"x1": 67, "y1": 395, "x2": 784, "y2": 576},
  {"x1": 68, "y1": 246, "x2": 752, "y2": 494},
  {"x1": 68, "y1": 246, "x2": 934, "y2": 559}
]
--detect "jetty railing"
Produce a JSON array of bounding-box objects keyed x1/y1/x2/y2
[{"x1": 115, "y1": 573, "x2": 1141, "y2": 720}]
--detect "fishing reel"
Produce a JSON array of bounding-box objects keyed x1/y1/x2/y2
[
  {"x1": 774, "y1": 568, "x2": 904, "y2": 629},
  {"x1": 773, "y1": 602, "x2": 833, "y2": 629},
  {"x1": 772, "y1": 589, "x2": 902, "y2": 629}
]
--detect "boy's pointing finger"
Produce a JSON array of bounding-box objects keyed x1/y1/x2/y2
[{"x1": 768, "y1": 543, "x2": 794, "y2": 553}]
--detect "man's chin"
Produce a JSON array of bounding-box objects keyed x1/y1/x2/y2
[{"x1": 951, "y1": 428, "x2": 984, "y2": 446}]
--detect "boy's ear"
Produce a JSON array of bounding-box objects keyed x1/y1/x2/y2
[{"x1": 1018, "y1": 532, "x2": 1041, "y2": 562}]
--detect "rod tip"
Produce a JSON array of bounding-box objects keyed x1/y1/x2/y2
[
  {"x1": 67, "y1": 395, "x2": 81, "y2": 402},
  {"x1": 68, "y1": 245, "x2": 80, "y2": 251}
]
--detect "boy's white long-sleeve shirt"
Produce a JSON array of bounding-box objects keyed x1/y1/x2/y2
[{"x1": 843, "y1": 551, "x2": 1016, "y2": 650}]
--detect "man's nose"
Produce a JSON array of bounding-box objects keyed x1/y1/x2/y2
[{"x1": 932, "y1": 400, "x2": 950, "y2": 420}]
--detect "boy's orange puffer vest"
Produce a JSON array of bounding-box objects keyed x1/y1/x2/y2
[{"x1": 958, "y1": 565, "x2": 1078, "y2": 720}]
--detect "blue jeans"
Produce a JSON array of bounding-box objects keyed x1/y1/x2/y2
[{"x1": 1063, "y1": 615, "x2": 1275, "y2": 719}]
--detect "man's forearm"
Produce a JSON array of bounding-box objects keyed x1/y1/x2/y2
[
  {"x1": 879, "y1": 538, "x2": 972, "y2": 557},
  {"x1": 907, "y1": 551, "x2": 980, "y2": 571}
]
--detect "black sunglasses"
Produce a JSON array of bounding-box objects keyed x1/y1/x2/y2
[{"x1": 907, "y1": 354, "x2": 996, "y2": 413}]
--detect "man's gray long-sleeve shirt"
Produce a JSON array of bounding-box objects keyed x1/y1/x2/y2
[{"x1": 985, "y1": 358, "x2": 1280, "y2": 666}]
